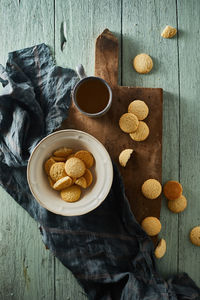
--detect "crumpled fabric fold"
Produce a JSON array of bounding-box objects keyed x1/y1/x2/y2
[{"x1": 0, "y1": 44, "x2": 199, "y2": 300}]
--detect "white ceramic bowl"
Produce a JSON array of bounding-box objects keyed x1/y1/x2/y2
[{"x1": 27, "y1": 129, "x2": 113, "y2": 216}]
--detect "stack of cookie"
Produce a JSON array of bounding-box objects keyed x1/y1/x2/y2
[
  {"x1": 44, "y1": 148, "x2": 94, "y2": 203},
  {"x1": 119, "y1": 100, "x2": 149, "y2": 142}
]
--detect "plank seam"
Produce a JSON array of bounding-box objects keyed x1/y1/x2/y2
[{"x1": 175, "y1": 0, "x2": 181, "y2": 275}]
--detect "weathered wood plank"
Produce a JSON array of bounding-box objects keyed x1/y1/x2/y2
[
  {"x1": 177, "y1": 0, "x2": 200, "y2": 286},
  {"x1": 0, "y1": 1, "x2": 55, "y2": 299},
  {"x1": 54, "y1": 0, "x2": 121, "y2": 299},
  {"x1": 122, "y1": 0, "x2": 179, "y2": 278}
]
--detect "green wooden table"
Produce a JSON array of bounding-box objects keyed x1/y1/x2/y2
[{"x1": 0, "y1": 0, "x2": 199, "y2": 299}]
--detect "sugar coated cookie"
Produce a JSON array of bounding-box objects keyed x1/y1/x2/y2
[
  {"x1": 60, "y1": 185, "x2": 81, "y2": 202},
  {"x1": 53, "y1": 176, "x2": 73, "y2": 191},
  {"x1": 130, "y1": 121, "x2": 149, "y2": 142},
  {"x1": 190, "y1": 226, "x2": 200, "y2": 246},
  {"x1": 119, "y1": 149, "x2": 133, "y2": 167},
  {"x1": 142, "y1": 179, "x2": 162, "y2": 199},
  {"x1": 53, "y1": 147, "x2": 73, "y2": 157},
  {"x1": 75, "y1": 150, "x2": 94, "y2": 168},
  {"x1": 155, "y1": 238, "x2": 166, "y2": 259},
  {"x1": 161, "y1": 25, "x2": 177, "y2": 38},
  {"x1": 75, "y1": 177, "x2": 87, "y2": 189},
  {"x1": 133, "y1": 53, "x2": 153, "y2": 74},
  {"x1": 128, "y1": 100, "x2": 149, "y2": 120},
  {"x1": 44, "y1": 157, "x2": 56, "y2": 175},
  {"x1": 141, "y1": 217, "x2": 161, "y2": 236},
  {"x1": 119, "y1": 113, "x2": 139, "y2": 133},
  {"x1": 49, "y1": 162, "x2": 66, "y2": 182},
  {"x1": 52, "y1": 156, "x2": 66, "y2": 162},
  {"x1": 163, "y1": 180, "x2": 183, "y2": 200},
  {"x1": 65, "y1": 157, "x2": 86, "y2": 178},
  {"x1": 168, "y1": 195, "x2": 187, "y2": 213},
  {"x1": 84, "y1": 169, "x2": 93, "y2": 187}
]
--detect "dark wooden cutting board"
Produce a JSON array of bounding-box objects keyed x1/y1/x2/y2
[{"x1": 62, "y1": 29, "x2": 163, "y2": 242}]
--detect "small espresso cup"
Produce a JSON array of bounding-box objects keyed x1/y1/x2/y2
[{"x1": 72, "y1": 64, "x2": 112, "y2": 117}]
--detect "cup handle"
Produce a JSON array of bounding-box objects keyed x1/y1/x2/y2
[{"x1": 76, "y1": 64, "x2": 87, "y2": 80}]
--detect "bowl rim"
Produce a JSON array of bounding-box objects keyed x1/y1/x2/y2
[{"x1": 27, "y1": 129, "x2": 113, "y2": 216}]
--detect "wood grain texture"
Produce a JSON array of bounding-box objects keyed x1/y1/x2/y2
[
  {"x1": 177, "y1": 0, "x2": 200, "y2": 286},
  {"x1": 54, "y1": 1, "x2": 121, "y2": 299},
  {"x1": 0, "y1": 1, "x2": 55, "y2": 299},
  {"x1": 122, "y1": 0, "x2": 180, "y2": 278}
]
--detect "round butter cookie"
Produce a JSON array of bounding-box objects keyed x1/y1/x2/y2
[
  {"x1": 128, "y1": 100, "x2": 149, "y2": 120},
  {"x1": 53, "y1": 147, "x2": 73, "y2": 157},
  {"x1": 130, "y1": 121, "x2": 149, "y2": 141},
  {"x1": 155, "y1": 238, "x2": 166, "y2": 259},
  {"x1": 65, "y1": 157, "x2": 86, "y2": 178},
  {"x1": 44, "y1": 157, "x2": 56, "y2": 175},
  {"x1": 61, "y1": 185, "x2": 81, "y2": 202},
  {"x1": 52, "y1": 156, "x2": 66, "y2": 162},
  {"x1": 84, "y1": 169, "x2": 93, "y2": 187},
  {"x1": 168, "y1": 195, "x2": 187, "y2": 213},
  {"x1": 163, "y1": 180, "x2": 183, "y2": 200},
  {"x1": 119, "y1": 113, "x2": 139, "y2": 133},
  {"x1": 142, "y1": 179, "x2": 162, "y2": 199},
  {"x1": 53, "y1": 176, "x2": 73, "y2": 191},
  {"x1": 49, "y1": 162, "x2": 66, "y2": 181},
  {"x1": 190, "y1": 226, "x2": 200, "y2": 247},
  {"x1": 133, "y1": 53, "x2": 153, "y2": 74},
  {"x1": 119, "y1": 149, "x2": 133, "y2": 167},
  {"x1": 141, "y1": 217, "x2": 162, "y2": 236},
  {"x1": 75, "y1": 150, "x2": 94, "y2": 168}
]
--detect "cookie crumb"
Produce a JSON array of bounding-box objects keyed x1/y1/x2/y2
[
  {"x1": 119, "y1": 149, "x2": 134, "y2": 167},
  {"x1": 161, "y1": 25, "x2": 177, "y2": 38}
]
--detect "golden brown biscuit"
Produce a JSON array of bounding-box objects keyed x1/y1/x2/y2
[
  {"x1": 60, "y1": 185, "x2": 81, "y2": 202},
  {"x1": 133, "y1": 54, "x2": 153, "y2": 74},
  {"x1": 65, "y1": 157, "x2": 86, "y2": 178},
  {"x1": 48, "y1": 176, "x2": 55, "y2": 188},
  {"x1": 53, "y1": 176, "x2": 73, "y2": 191},
  {"x1": 155, "y1": 238, "x2": 166, "y2": 259},
  {"x1": 168, "y1": 195, "x2": 187, "y2": 213},
  {"x1": 119, "y1": 149, "x2": 134, "y2": 167},
  {"x1": 84, "y1": 169, "x2": 93, "y2": 187},
  {"x1": 129, "y1": 121, "x2": 149, "y2": 142},
  {"x1": 49, "y1": 162, "x2": 67, "y2": 182},
  {"x1": 44, "y1": 157, "x2": 56, "y2": 175},
  {"x1": 163, "y1": 180, "x2": 183, "y2": 200},
  {"x1": 119, "y1": 113, "x2": 139, "y2": 133},
  {"x1": 75, "y1": 177, "x2": 87, "y2": 189},
  {"x1": 142, "y1": 179, "x2": 162, "y2": 199},
  {"x1": 190, "y1": 226, "x2": 200, "y2": 246},
  {"x1": 128, "y1": 100, "x2": 149, "y2": 120},
  {"x1": 75, "y1": 150, "x2": 94, "y2": 168},
  {"x1": 161, "y1": 25, "x2": 177, "y2": 38},
  {"x1": 52, "y1": 156, "x2": 66, "y2": 162},
  {"x1": 141, "y1": 217, "x2": 161, "y2": 236},
  {"x1": 53, "y1": 147, "x2": 73, "y2": 157},
  {"x1": 66, "y1": 154, "x2": 75, "y2": 160}
]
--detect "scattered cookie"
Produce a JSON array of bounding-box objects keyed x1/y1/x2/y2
[
  {"x1": 119, "y1": 149, "x2": 134, "y2": 167},
  {"x1": 163, "y1": 180, "x2": 183, "y2": 201},
  {"x1": 60, "y1": 185, "x2": 81, "y2": 203},
  {"x1": 155, "y1": 238, "x2": 166, "y2": 259},
  {"x1": 128, "y1": 100, "x2": 149, "y2": 120},
  {"x1": 133, "y1": 53, "x2": 153, "y2": 74},
  {"x1": 53, "y1": 176, "x2": 73, "y2": 191},
  {"x1": 161, "y1": 25, "x2": 177, "y2": 39},
  {"x1": 190, "y1": 226, "x2": 200, "y2": 247},
  {"x1": 119, "y1": 113, "x2": 139, "y2": 133},
  {"x1": 75, "y1": 177, "x2": 87, "y2": 189},
  {"x1": 52, "y1": 156, "x2": 66, "y2": 162},
  {"x1": 49, "y1": 162, "x2": 67, "y2": 182},
  {"x1": 44, "y1": 157, "x2": 55, "y2": 175},
  {"x1": 168, "y1": 195, "x2": 187, "y2": 213},
  {"x1": 65, "y1": 157, "x2": 86, "y2": 178},
  {"x1": 130, "y1": 121, "x2": 149, "y2": 142},
  {"x1": 142, "y1": 179, "x2": 162, "y2": 199},
  {"x1": 141, "y1": 217, "x2": 161, "y2": 236},
  {"x1": 84, "y1": 169, "x2": 93, "y2": 187},
  {"x1": 75, "y1": 150, "x2": 94, "y2": 168},
  {"x1": 48, "y1": 176, "x2": 55, "y2": 188},
  {"x1": 53, "y1": 147, "x2": 73, "y2": 157}
]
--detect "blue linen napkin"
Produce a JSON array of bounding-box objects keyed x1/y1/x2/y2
[{"x1": 0, "y1": 44, "x2": 199, "y2": 300}]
